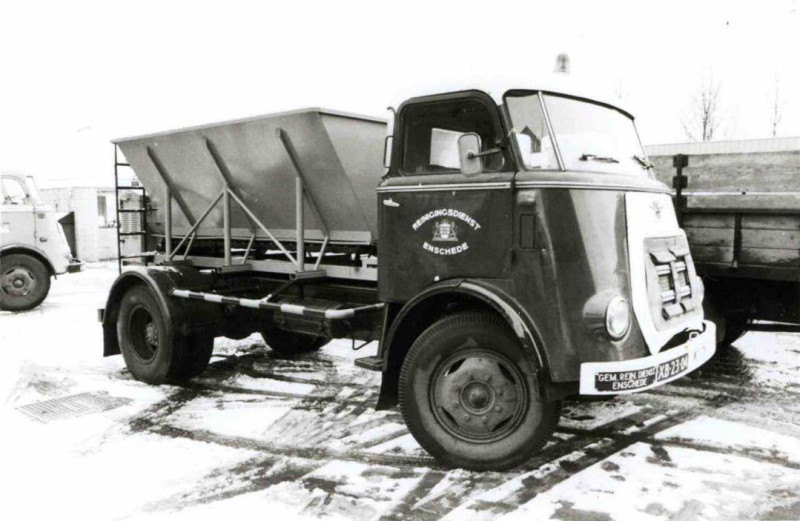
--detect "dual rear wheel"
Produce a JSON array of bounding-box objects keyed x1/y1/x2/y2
[
  {"x1": 117, "y1": 286, "x2": 330, "y2": 384},
  {"x1": 260, "y1": 327, "x2": 329, "y2": 355},
  {"x1": 117, "y1": 286, "x2": 213, "y2": 384}
]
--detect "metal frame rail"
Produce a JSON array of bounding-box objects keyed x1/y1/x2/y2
[{"x1": 171, "y1": 288, "x2": 384, "y2": 320}]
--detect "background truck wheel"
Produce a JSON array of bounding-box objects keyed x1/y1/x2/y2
[
  {"x1": 117, "y1": 285, "x2": 213, "y2": 383},
  {"x1": 722, "y1": 314, "x2": 750, "y2": 346},
  {"x1": 399, "y1": 311, "x2": 561, "y2": 471},
  {"x1": 0, "y1": 254, "x2": 51, "y2": 312},
  {"x1": 703, "y1": 291, "x2": 750, "y2": 349},
  {"x1": 703, "y1": 294, "x2": 727, "y2": 347},
  {"x1": 260, "y1": 327, "x2": 329, "y2": 355}
]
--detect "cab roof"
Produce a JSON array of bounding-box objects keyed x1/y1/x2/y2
[{"x1": 392, "y1": 81, "x2": 633, "y2": 120}]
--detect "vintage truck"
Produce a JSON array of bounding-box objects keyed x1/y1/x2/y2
[
  {"x1": 1, "y1": 173, "x2": 81, "y2": 311},
  {"x1": 100, "y1": 88, "x2": 715, "y2": 470},
  {"x1": 648, "y1": 138, "x2": 800, "y2": 344}
]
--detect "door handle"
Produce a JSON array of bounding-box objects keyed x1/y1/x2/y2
[{"x1": 382, "y1": 198, "x2": 400, "y2": 208}]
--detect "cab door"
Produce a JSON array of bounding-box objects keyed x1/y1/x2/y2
[
  {"x1": 1, "y1": 176, "x2": 36, "y2": 247},
  {"x1": 378, "y1": 92, "x2": 515, "y2": 302}
]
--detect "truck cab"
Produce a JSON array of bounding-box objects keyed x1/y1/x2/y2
[
  {"x1": 1, "y1": 173, "x2": 80, "y2": 311},
  {"x1": 373, "y1": 89, "x2": 715, "y2": 466},
  {"x1": 379, "y1": 88, "x2": 713, "y2": 385}
]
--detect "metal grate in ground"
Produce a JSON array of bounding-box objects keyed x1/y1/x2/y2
[{"x1": 16, "y1": 392, "x2": 131, "y2": 423}]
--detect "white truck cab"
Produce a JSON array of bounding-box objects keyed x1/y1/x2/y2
[{"x1": 0, "y1": 174, "x2": 81, "y2": 311}]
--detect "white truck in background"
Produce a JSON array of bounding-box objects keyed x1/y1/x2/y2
[{"x1": 0, "y1": 174, "x2": 81, "y2": 311}]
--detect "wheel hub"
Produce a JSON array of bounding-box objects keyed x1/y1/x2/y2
[
  {"x1": 431, "y1": 349, "x2": 526, "y2": 442},
  {"x1": 145, "y1": 322, "x2": 159, "y2": 349},
  {"x1": 2, "y1": 267, "x2": 35, "y2": 297},
  {"x1": 460, "y1": 381, "x2": 494, "y2": 414},
  {"x1": 129, "y1": 306, "x2": 159, "y2": 362}
]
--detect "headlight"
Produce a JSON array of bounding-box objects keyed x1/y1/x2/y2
[{"x1": 605, "y1": 297, "x2": 631, "y2": 340}]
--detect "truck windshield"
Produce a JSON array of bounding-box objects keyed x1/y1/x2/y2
[
  {"x1": 25, "y1": 176, "x2": 45, "y2": 205},
  {"x1": 506, "y1": 92, "x2": 650, "y2": 176}
]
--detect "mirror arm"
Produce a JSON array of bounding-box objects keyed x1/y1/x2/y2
[{"x1": 467, "y1": 147, "x2": 502, "y2": 160}]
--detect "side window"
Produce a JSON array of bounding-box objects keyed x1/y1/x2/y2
[
  {"x1": 402, "y1": 99, "x2": 503, "y2": 174},
  {"x1": 1, "y1": 177, "x2": 30, "y2": 205},
  {"x1": 505, "y1": 94, "x2": 559, "y2": 170}
]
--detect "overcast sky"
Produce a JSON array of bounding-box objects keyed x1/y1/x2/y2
[{"x1": 1, "y1": 0, "x2": 798, "y2": 185}]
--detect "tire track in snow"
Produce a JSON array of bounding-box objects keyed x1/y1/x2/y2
[
  {"x1": 126, "y1": 342, "x2": 785, "y2": 519},
  {"x1": 434, "y1": 389, "x2": 748, "y2": 519}
]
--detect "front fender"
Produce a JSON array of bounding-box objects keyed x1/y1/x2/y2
[
  {"x1": 0, "y1": 244, "x2": 57, "y2": 275},
  {"x1": 376, "y1": 278, "x2": 557, "y2": 409},
  {"x1": 381, "y1": 279, "x2": 549, "y2": 369}
]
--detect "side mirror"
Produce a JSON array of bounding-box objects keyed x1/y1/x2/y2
[{"x1": 458, "y1": 133, "x2": 483, "y2": 175}]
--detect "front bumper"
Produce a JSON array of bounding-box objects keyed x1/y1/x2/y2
[
  {"x1": 579, "y1": 320, "x2": 716, "y2": 395},
  {"x1": 67, "y1": 259, "x2": 85, "y2": 273}
]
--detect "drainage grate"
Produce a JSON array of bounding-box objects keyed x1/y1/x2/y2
[{"x1": 16, "y1": 392, "x2": 132, "y2": 423}]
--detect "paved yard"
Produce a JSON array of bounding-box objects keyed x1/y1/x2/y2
[{"x1": 2, "y1": 263, "x2": 800, "y2": 520}]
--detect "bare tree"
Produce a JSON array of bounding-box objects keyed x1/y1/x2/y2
[
  {"x1": 681, "y1": 76, "x2": 723, "y2": 142},
  {"x1": 770, "y1": 74, "x2": 783, "y2": 137}
]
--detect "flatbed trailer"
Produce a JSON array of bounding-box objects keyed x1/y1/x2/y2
[
  {"x1": 648, "y1": 138, "x2": 800, "y2": 342},
  {"x1": 100, "y1": 88, "x2": 715, "y2": 470}
]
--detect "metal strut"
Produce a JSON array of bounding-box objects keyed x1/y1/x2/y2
[{"x1": 138, "y1": 133, "x2": 334, "y2": 274}]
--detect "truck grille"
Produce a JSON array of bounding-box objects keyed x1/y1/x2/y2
[{"x1": 647, "y1": 241, "x2": 696, "y2": 321}]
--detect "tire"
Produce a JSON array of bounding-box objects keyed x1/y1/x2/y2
[
  {"x1": 260, "y1": 327, "x2": 329, "y2": 355},
  {"x1": 175, "y1": 332, "x2": 215, "y2": 379},
  {"x1": 0, "y1": 254, "x2": 51, "y2": 311},
  {"x1": 117, "y1": 285, "x2": 214, "y2": 383},
  {"x1": 399, "y1": 311, "x2": 561, "y2": 471},
  {"x1": 703, "y1": 294, "x2": 727, "y2": 347},
  {"x1": 722, "y1": 314, "x2": 749, "y2": 346}
]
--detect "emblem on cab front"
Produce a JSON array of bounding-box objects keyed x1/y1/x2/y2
[
  {"x1": 650, "y1": 200, "x2": 663, "y2": 220},
  {"x1": 412, "y1": 209, "x2": 481, "y2": 256},
  {"x1": 432, "y1": 218, "x2": 458, "y2": 242}
]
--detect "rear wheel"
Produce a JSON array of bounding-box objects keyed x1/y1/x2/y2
[
  {"x1": 260, "y1": 327, "x2": 329, "y2": 355},
  {"x1": 399, "y1": 311, "x2": 561, "y2": 471},
  {"x1": 175, "y1": 333, "x2": 215, "y2": 379},
  {"x1": 117, "y1": 285, "x2": 213, "y2": 383},
  {"x1": 0, "y1": 254, "x2": 51, "y2": 311}
]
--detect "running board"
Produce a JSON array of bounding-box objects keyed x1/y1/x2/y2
[
  {"x1": 354, "y1": 356, "x2": 383, "y2": 371},
  {"x1": 170, "y1": 289, "x2": 384, "y2": 320}
]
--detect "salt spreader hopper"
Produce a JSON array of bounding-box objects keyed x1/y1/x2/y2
[{"x1": 114, "y1": 108, "x2": 386, "y2": 276}]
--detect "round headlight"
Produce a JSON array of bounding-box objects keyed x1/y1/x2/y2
[{"x1": 605, "y1": 297, "x2": 631, "y2": 340}]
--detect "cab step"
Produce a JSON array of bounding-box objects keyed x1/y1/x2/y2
[{"x1": 354, "y1": 356, "x2": 383, "y2": 371}]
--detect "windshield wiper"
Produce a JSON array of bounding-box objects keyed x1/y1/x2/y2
[
  {"x1": 633, "y1": 154, "x2": 654, "y2": 169},
  {"x1": 580, "y1": 153, "x2": 619, "y2": 164}
]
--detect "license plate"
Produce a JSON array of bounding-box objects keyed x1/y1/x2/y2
[{"x1": 594, "y1": 352, "x2": 690, "y2": 392}]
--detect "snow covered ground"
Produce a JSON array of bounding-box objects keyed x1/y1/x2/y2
[{"x1": 2, "y1": 262, "x2": 800, "y2": 520}]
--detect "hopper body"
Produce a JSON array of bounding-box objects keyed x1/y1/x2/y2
[{"x1": 114, "y1": 109, "x2": 387, "y2": 246}]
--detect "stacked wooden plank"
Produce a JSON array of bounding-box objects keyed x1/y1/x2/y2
[{"x1": 647, "y1": 141, "x2": 800, "y2": 269}]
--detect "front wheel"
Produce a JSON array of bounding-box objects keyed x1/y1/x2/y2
[
  {"x1": 399, "y1": 312, "x2": 561, "y2": 471},
  {"x1": 0, "y1": 254, "x2": 51, "y2": 311}
]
